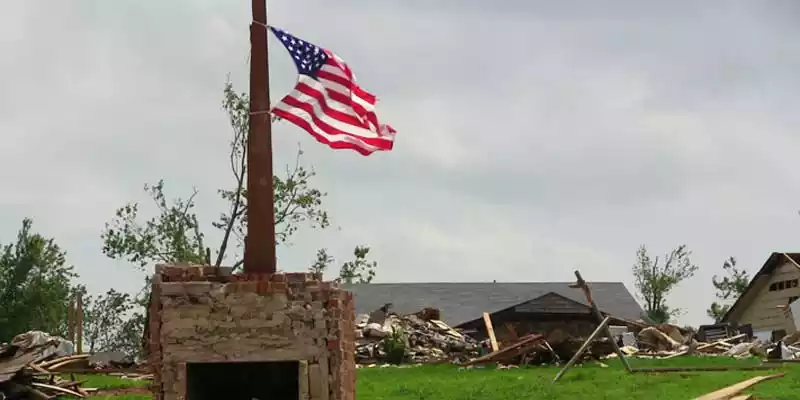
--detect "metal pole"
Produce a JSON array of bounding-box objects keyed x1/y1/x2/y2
[
  {"x1": 552, "y1": 316, "x2": 611, "y2": 383},
  {"x1": 244, "y1": 0, "x2": 277, "y2": 274}
]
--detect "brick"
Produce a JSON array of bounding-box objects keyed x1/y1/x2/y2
[
  {"x1": 309, "y1": 363, "x2": 322, "y2": 399},
  {"x1": 149, "y1": 265, "x2": 355, "y2": 400},
  {"x1": 326, "y1": 299, "x2": 340, "y2": 309},
  {"x1": 237, "y1": 281, "x2": 258, "y2": 293},
  {"x1": 256, "y1": 280, "x2": 270, "y2": 294},
  {"x1": 285, "y1": 272, "x2": 309, "y2": 283},
  {"x1": 328, "y1": 291, "x2": 342, "y2": 300},
  {"x1": 299, "y1": 361, "x2": 309, "y2": 400},
  {"x1": 224, "y1": 282, "x2": 239, "y2": 294}
]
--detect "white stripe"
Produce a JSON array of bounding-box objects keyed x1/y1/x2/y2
[
  {"x1": 315, "y1": 75, "x2": 378, "y2": 130},
  {"x1": 319, "y1": 65, "x2": 377, "y2": 112},
  {"x1": 295, "y1": 77, "x2": 361, "y2": 120},
  {"x1": 276, "y1": 76, "x2": 385, "y2": 139},
  {"x1": 276, "y1": 104, "x2": 385, "y2": 153},
  {"x1": 296, "y1": 75, "x2": 380, "y2": 132}
]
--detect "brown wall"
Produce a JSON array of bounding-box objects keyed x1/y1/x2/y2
[{"x1": 460, "y1": 310, "x2": 599, "y2": 342}]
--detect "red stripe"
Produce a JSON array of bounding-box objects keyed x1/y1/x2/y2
[
  {"x1": 317, "y1": 84, "x2": 380, "y2": 131},
  {"x1": 280, "y1": 95, "x2": 387, "y2": 146},
  {"x1": 294, "y1": 82, "x2": 372, "y2": 130},
  {"x1": 276, "y1": 94, "x2": 394, "y2": 147},
  {"x1": 324, "y1": 54, "x2": 374, "y2": 101},
  {"x1": 318, "y1": 64, "x2": 378, "y2": 105},
  {"x1": 272, "y1": 109, "x2": 393, "y2": 155},
  {"x1": 314, "y1": 73, "x2": 379, "y2": 129}
]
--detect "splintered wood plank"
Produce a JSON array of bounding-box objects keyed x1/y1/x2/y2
[
  {"x1": 482, "y1": 312, "x2": 499, "y2": 352},
  {"x1": 504, "y1": 323, "x2": 519, "y2": 342},
  {"x1": 695, "y1": 373, "x2": 784, "y2": 400}
]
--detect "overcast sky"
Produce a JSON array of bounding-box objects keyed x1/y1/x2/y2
[{"x1": 2, "y1": 0, "x2": 800, "y2": 327}]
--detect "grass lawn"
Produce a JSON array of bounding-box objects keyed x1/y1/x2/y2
[{"x1": 79, "y1": 357, "x2": 800, "y2": 399}]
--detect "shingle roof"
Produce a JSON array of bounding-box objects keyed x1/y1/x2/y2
[{"x1": 341, "y1": 282, "x2": 645, "y2": 327}]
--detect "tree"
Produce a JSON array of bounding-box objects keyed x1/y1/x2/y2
[
  {"x1": 82, "y1": 289, "x2": 135, "y2": 353},
  {"x1": 0, "y1": 218, "x2": 81, "y2": 341},
  {"x1": 99, "y1": 81, "x2": 380, "y2": 354},
  {"x1": 632, "y1": 245, "x2": 698, "y2": 323},
  {"x1": 310, "y1": 246, "x2": 377, "y2": 283},
  {"x1": 101, "y1": 81, "x2": 342, "y2": 272},
  {"x1": 706, "y1": 257, "x2": 749, "y2": 322}
]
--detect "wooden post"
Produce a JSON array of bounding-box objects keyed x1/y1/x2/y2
[
  {"x1": 552, "y1": 316, "x2": 611, "y2": 383},
  {"x1": 482, "y1": 312, "x2": 499, "y2": 352},
  {"x1": 67, "y1": 296, "x2": 76, "y2": 344},
  {"x1": 244, "y1": 0, "x2": 277, "y2": 274},
  {"x1": 76, "y1": 294, "x2": 84, "y2": 354},
  {"x1": 573, "y1": 270, "x2": 633, "y2": 372}
]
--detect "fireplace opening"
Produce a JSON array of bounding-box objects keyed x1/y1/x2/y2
[{"x1": 185, "y1": 361, "x2": 300, "y2": 400}]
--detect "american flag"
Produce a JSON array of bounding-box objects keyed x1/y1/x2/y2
[{"x1": 269, "y1": 26, "x2": 396, "y2": 155}]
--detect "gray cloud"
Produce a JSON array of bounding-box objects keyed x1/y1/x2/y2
[{"x1": 1, "y1": 0, "x2": 799, "y2": 326}]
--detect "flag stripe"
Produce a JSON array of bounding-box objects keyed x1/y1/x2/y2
[
  {"x1": 317, "y1": 68, "x2": 377, "y2": 107},
  {"x1": 293, "y1": 82, "x2": 371, "y2": 130},
  {"x1": 276, "y1": 77, "x2": 394, "y2": 150},
  {"x1": 272, "y1": 109, "x2": 391, "y2": 156},
  {"x1": 316, "y1": 65, "x2": 380, "y2": 129},
  {"x1": 326, "y1": 53, "x2": 378, "y2": 104}
]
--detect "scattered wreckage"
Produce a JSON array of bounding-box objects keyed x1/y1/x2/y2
[
  {"x1": 354, "y1": 300, "x2": 800, "y2": 369},
  {"x1": 0, "y1": 331, "x2": 150, "y2": 399}
]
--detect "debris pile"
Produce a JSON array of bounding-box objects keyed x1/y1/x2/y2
[
  {"x1": 352, "y1": 299, "x2": 800, "y2": 369},
  {"x1": 0, "y1": 331, "x2": 152, "y2": 399},
  {"x1": 0, "y1": 330, "x2": 94, "y2": 398},
  {"x1": 355, "y1": 310, "x2": 480, "y2": 364}
]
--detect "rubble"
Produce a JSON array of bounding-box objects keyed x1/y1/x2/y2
[
  {"x1": 0, "y1": 331, "x2": 93, "y2": 399},
  {"x1": 0, "y1": 331, "x2": 152, "y2": 399},
  {"x1": 352, "y1": 301, "x2": 800, "y2": 369},
  {"x1": 355, "y1": 312, "x2": 480, "y2": 364}
]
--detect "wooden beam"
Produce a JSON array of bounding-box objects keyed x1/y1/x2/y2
[
  {"x1": 552, "y1": 316, "x2": 610, "y2": 383},
  {"x1": 482, "y1": 312, "x2": 499, "y2": 352},
  {"x1": 782, "y1": 253, "x2": 800, "y2": 270},
  {"x1": 694, "y1": 373, "x2": 784, "y2": 400},
  {"x1": 76, "y1": 294, "x2": 84, "y2": 354},
  {"x1": 573, "y1": 271, "x2": 633, "y2": 372},
  {"x1": 67, "y1": 296, "x2": 75, "y2": 344}
]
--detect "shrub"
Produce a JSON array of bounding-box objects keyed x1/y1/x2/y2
[{"x1": 381, "y1": 327, "x2": 408, "y2": 364}]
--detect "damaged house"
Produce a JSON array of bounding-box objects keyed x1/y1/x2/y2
[
  {"x1": 344, "y1": 282, "x2": 645, "y2": 342},
  {"x1": 722, "y1": 252, "x2": 800, "y2": 336}
]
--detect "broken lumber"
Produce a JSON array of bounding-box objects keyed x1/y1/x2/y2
[
  {"x1": 572, "y1": 270, "x2": 633, "y2": 372},
  {"x1": 663, "y1": 334, "x2": 747, "y2": 359},
  {"x1": 552, "y1": 316, "x2": 611, "y2": 383},
  {"x1": 694, "y1": 373, "x2": 784, "y2": 400},
  {"x1": 633, "y1": 365, "x2": 775, "y2": 373},
  {"x1": 464, "y1": 333, "x2": 544, "y2": 366},
  {"x1": 482, "y1": 312, "x2": 499, "y2": 352}
]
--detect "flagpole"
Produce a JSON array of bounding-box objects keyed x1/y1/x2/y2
[{"x1": 244, "y1": 0, "x2": 277, "y2": 274}]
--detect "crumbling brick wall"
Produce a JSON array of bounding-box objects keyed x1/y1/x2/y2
[{"x1": 149, "y1": 265, "x2": 355, "y2": 400}]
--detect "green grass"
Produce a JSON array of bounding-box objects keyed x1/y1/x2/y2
[
  {"x1": 75, "y1": 374, "x2": 150, "y2": 390},
  {"x1": 64, "y1": 374, "x2": 150, "y2": 400},
  {"x1": 79, "y1": 357, "x2": 800, "y2": 399}
]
